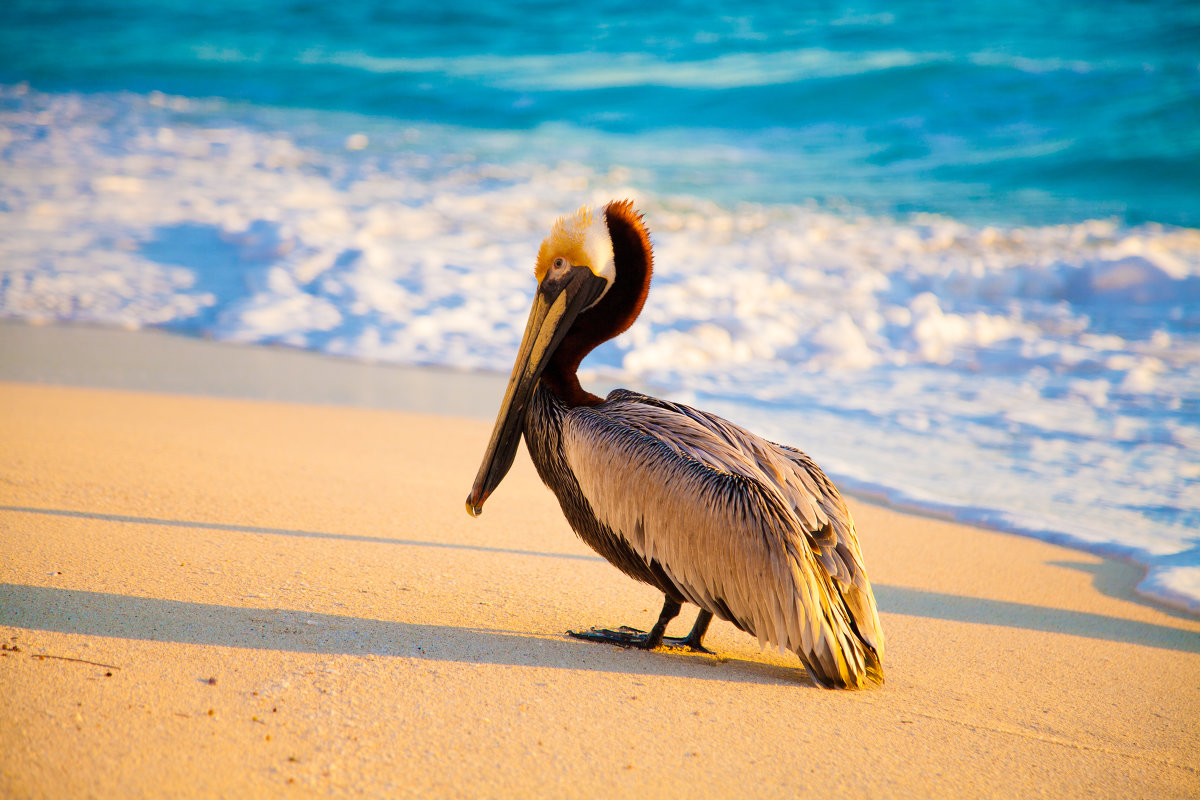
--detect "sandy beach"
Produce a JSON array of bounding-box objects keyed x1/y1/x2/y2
[{"x1": 1, "y1": 347, "x2": 1197, "y2": 797}]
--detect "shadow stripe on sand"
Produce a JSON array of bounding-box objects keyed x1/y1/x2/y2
[{"x1": 0, "y1": 504, "x2": 603, "y2": 563}]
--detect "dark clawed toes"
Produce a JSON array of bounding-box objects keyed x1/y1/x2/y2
[{"x1": 662, "y1": 636, "x2": 713, "y2": 654}]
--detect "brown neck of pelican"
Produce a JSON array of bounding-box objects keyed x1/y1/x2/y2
[{"x1": 540, "y1": 200, "x2": 653, "y2": 407}]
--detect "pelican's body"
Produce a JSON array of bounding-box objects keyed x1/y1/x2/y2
[{"x1": 468, "y1": 201, "x2": 884, "y2": 688}]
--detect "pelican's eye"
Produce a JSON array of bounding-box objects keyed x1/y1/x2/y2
[{"x1": 553, "y1": 257, "x2": 567, "y2": 270}]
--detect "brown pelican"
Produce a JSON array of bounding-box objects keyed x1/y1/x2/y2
[{"x1": 466, "y1": 201, "x2": 884, "y2": 688}]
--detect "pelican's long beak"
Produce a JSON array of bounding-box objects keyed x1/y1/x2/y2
[{"x1": 466, "y1": 268, "x2": 607, "y2": 517}]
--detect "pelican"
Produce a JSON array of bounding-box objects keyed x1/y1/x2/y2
[{"x1": 466, "y1": 201, "x2": 884, "y2": 688}]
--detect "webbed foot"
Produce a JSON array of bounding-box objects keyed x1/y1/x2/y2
[
  {"x1": 661, "y1": 634, "x2": 713, "y2": 654},
  {"x1": 567, "y1": 626, "x2": 661, "y2": 650}
]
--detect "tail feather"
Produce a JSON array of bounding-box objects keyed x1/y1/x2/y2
[{"x1": 796, "y1": 570, "x2": 884, "y2": 689}]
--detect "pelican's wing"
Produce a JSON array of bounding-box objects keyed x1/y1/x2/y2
[{"x1": 561, "y1": 390, "x2": 883, "y2": 687}]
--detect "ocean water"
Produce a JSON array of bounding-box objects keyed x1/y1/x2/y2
[{"x1": 2, "y1": 2, "x2": 1199, "y2": 612}]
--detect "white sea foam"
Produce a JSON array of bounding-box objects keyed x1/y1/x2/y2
[
  {"x1": 2, "y1": 86, "x2": 1197, "y2": 613},
  {"x1": 263, "y1": 46, "x2": 1168, "y2": 92},
  {"x1": 294, "y1": 47, "x2": 944, "y2": 90}
]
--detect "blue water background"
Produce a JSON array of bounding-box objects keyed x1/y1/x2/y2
[
  {"x1": 3, "y1": 0, "x2": 1199, "y2": 226},
  {"x1": 2, "y1": 3, "x2": 1200, "y2": 612}
]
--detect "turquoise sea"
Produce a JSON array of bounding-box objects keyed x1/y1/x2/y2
[{"x1": 4, "y1": 0, "x2": 1199, "y2": 225}]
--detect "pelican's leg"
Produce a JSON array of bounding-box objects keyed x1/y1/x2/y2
[
  {"x1": 663, "y1": 609, "x2": 714, "y2": 654},
  {"x1": 568, "y1": 596, "x2": 681, "y2": 650}
]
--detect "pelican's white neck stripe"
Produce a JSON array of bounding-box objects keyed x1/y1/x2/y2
[
  {"x1": 581, "y1": 211, "x2": 615, "y2": 309},
  {"x1": 582, "y1": 211, "x2": 616, "y2": 281}
]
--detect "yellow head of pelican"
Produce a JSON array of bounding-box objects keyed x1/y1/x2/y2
[{"x1": 535, "y1": 206, "x2": 616, "y2": 292}]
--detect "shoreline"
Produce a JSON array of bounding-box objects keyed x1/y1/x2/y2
[
  {"x1": 0, "y1": 318, "x2": 508, "y2": 420},
  {"x1": 3, "y1": 319, "x2": 1195, "y2": 620}
]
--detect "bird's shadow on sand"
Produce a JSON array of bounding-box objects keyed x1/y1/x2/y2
[
  {"x1": 2, "y1": 506, "x2": 1197, "y2": 690},
  {"x1": 1046, "y1": 558, "x2": 1199, "y2": 622},
  {"x1": 874, "y1": 584, "x2": 1198, "y2": 653},
  {"x1": 0, "y1": 582, "x2": 808, "y2": 687}
]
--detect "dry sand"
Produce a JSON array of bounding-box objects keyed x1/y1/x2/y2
[{"x1": 1, "y1": 380, "x2": 1197, "y2": 798}]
